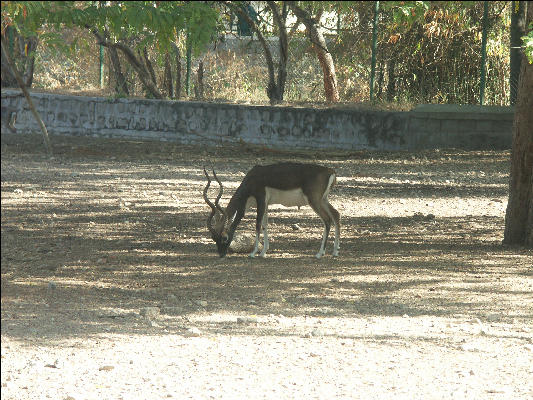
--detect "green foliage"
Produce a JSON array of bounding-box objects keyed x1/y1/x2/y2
[
  {"x1": 2, "y1": 1, "x2": 221, "y2": 56},
  {"x1": 380, "y1": 1, "x2": 430, "y2": 30},
  {"x1": 523, "y1": 22, "x2": 533, "y2": 64}
]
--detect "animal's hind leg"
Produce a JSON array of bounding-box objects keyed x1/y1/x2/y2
[
  {"x1": 323, "y1": 201, "x2": 340, "y2": 256},
  {"x1": 250, "y1": 198, "x2": 265, "y2": 258},
  {"x1": 308, "y1": 200, "x2": 332, "y2": 259},
  {"x1": 258, "y1": 208, "x2": 269, "y2": 257}
]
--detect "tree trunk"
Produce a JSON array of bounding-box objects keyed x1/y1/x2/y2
[
  {"x1": 386, "y1": 57, "x2": 396, "y2": 101},
  {"x1": 267, "y1": 1, "x2": 289, "y2": 103},
  {"x1": 1, "y1": 35, "x2": 52, "y2": 156},
  {"x1": 88, "y1": 26, "x2": 163, "y2": 99},
  {"x1": 143, "y1": 47, "x2": 157, "y2": 87},
  {"x1": 22, "y1": 36, "x2": 38, "y2": 87},
  {"x1": 288, "y1": 2, "x2": 340, "y2": 103},
  {"x1": 164, "y1": 52, "x2": 173, "y2": 99},
  {"x1": 503, "y1": 3, "x2": 533, "y2": 247},
  {"x1": 1, "y1": 29, "x2": 37, "y2": 88},
  {"x1": 223, "y1": 1, "x2": 285, "y2": 105},
  {"x1": 1, "y1": 29, "x2": 17, "y2": 87},
  {"x1": 108, "y1": 45, "x2": 129, "y2": 96},
  {"x1": 510, "y1": 1, "x2": 527, "y2": 105},
  {"x1": 195, "y1": 60, "x2": 204, "y2": 100},
  {"x1": 172, "y1": 43, "x2": 182, "y2": 99}
]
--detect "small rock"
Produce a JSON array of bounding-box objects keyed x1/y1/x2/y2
[
  {"x1": 194, "y1": 300, "x2": 208, "y2": 308},
  {"x1": 98, "y1": 365, "x2": 114, "y2": 372},
  {"x1": 237, "y1": 316, "x2": 258, "y2": 324},
  {"x1": 184, "y1": 327, "x2": 202, "y2": 337},
  {"x1": 229, "y1": 232, "x2": 261, "y2": 254},
  {"x1": 460, "y1": 342, "x2": 479, "y2": 352},
  {"x1": 48, "y1": 282, "x2": 57, "y2": 290},
  {"x1": 161, "y1": 306, "x2": 184, "y2": 315},
  {"x1": 311, "y1": 328, "x2": 327, "y2": 337},
  {"x1": 486, "y1": 314, "x2": 500, "y2": 322},
  {"x1": 140, "y1": 307, "x2": 160, "y2": 319},
  {"x1": 291, "y1": 224, "x2": 301, "y2": 231},
  {"x1": 147, "y1": 319, "x2": 163, "y2": 328}
]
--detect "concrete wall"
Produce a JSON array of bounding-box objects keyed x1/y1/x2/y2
[{"x1": 1, "y1": 89, "x2": 513, "y2": 151}]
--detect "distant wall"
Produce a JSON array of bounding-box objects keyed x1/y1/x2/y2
[{"x1": 1, "y1": 90, "x2": 513, "y2": 151}]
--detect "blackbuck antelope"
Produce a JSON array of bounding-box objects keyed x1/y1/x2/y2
[{"x1": 203, "y1": 163, "x2": 340, "y2": 258}]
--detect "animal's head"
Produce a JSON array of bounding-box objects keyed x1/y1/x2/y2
[{"x1": 203, "y1": 167, "x2": 233, "y2": 257}]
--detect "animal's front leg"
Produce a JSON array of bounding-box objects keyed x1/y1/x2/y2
[
  {"x1": 258, "y1": 209, "x2": 269, "y2": 258},
  {"x1": 249, "y1": 198, "x2": 265, "y2": 258}
]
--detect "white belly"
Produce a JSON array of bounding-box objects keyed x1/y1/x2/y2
[
  {"x1": 244, "y1": 188, "x2": 309, "y2": 210},
  {"x1": 265, "y1": 187, "x2": 309, "y2": 208}
]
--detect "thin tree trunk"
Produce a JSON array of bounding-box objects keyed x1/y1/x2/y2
[
  {"x1": 143, "y1": 47, "x2": 157, "y2": 87},
  {"x1": 1, "y1": 28, "x2": 17, "y2": 87},
  {"x1": 267, "y1": 1, "x2": 289, "y2": 102},
  {"x1": 88, "y1": 26, "x2": 163, "y2": 99},
  {"x1": 114, "y1": 43, "x2": 162, "y2": 98},
  {"x1": 170, "y1": 42, "x2": 182, "y2": 99},
  {"x1": 108, "y1": 45, "x2": 129, "y2": 96},
  {"x1": 386, "y1": 57, "x2": 396, "y2": 101},
  {"x1": 223, "y1": 1, "x2": 282, "y2": 105},
  {"x1": 164, "y1": 52, "x2": 173, "y2": 98},
  {"x1": 22, "y1": 36, "x2": 38, "y2": 87},
  {"x1": 288, "y1": 2, "x2": 340, "y2": 102},
  {"x1": 1, "y1": 35, "x2": 52, "y2": 156},
  {"x1": 510, "y1": 1, "x2": 527, "y2": 105},
  {"x1": 196, "y1": 60, "x2": 204, "y2": 99},
  {"x1": 1, "y1": 29, "x2": 37, "y2": 88},
  {"x1": 503, "y1": 3, "x2": 533, "y2": 247},
  {"x1": 175, "y1": 45, "x2": 182, "y2": 99}
]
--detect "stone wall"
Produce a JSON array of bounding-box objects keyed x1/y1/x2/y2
[{"x1": 1, "y1": 90, "x2": 513, "y2": 151}]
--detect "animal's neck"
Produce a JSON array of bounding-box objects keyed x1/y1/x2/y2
[{"x1": 225, "y1": 187, "x2": 249, "y2": 231}]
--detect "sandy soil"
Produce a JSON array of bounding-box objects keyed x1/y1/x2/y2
[{"x1": 1, "y1": 133, "x2": 532, "y2": 400}]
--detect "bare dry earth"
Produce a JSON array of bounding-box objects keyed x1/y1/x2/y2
[{"x1": 1, "y1": 133, "x2": 532, "y2": 400}]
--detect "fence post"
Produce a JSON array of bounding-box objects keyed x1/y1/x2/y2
[
  {"x1": 370, "y1": 1, "x2": 379, "y2": 101},
  {"x1": 99, "y1": 45, "x2": 104, "y2": 88},
  {"x1": 480, "y1": 1, "x2": 489, "y2": 105},
  {"x1": 186, "y1": 29, "x2": 192, "y2": 97}
]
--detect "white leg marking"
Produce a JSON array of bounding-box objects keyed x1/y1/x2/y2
[
  {"x1": 249, "y1": 230, "x2": 261, "y2": 258},
  {"x1": 333, "y1": 219, "x2": 340, "y2": 257},
  {"x1": 259, "y1": 209, "x2": 269, "y2": 258},
  {"x1": 315, "y1": 222, "x2": 328, "y2": 259},
  {"x1": 324, "y1": 201, "x2": 340, "y2": 257},
  {"x1": 315, "y1": 174, "x2": 337, "y2": 259}
]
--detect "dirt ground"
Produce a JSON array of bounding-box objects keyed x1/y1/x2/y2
[{"x1": 1, "y1": 133, "x2": 532, "y2": 400}]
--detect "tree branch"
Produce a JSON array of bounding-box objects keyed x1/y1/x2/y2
[
  {"x1": 1, "y1": 35, "x2": 52, "y2": 156},
  {"x1": 86, "y1": 25, "x2": 163, "y2": 99}
]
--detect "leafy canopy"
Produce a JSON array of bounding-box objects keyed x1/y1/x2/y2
[{"x1": 1, "y1": 1, "x2": 221, "y2": 55}]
